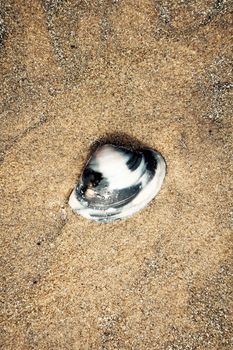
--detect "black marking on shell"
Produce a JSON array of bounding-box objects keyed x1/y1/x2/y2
[
  {"x1": 76, "y1": 182, "x2": 142, "y2": 210},
  {"x1": 126, "y1": 152, "x2": 142, "y2": 171},
  {"x1": 89, "y1": 210, "x2": 120, "y2": 219},
  {"x1": 112, "y1": 144, "x2": 143, "y2": 171},
  {"x1": 109, "y1": 183, "x2": 142, "y2": 209},
  {"x1": 82, "y1": 168, "x2": 103, "y2": 187},
  {"x1": 143, "y1": 149, "x2": 157, "y2": 176}
]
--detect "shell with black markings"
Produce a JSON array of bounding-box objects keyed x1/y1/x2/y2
[{"x1": 69, "y1": 144, "x2": 166, "y2": 222}]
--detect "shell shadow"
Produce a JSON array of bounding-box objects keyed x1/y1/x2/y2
[{"x1": 88, "y1": 132, "x2": 156, "y2": 156}]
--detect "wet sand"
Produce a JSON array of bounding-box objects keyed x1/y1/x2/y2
[{"x1": 1, "y1": 1, "x2": 232, "y2": 349}]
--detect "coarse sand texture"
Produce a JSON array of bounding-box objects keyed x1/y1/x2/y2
[{"x1": 1, "y1": 1, "x2": 232, "y2": 349}]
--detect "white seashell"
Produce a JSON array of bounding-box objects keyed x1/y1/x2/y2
[{"x1": 69, "y1": 144, "x2": 166, "y2": 222}]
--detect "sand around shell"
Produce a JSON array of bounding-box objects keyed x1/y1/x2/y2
[{"x1": 1, "y1": 1, "x2": 232, "y2": 349}]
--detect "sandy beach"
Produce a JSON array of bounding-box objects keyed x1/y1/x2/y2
[{"x1": 1, "y1": 1, "x2": 232, "y2": 349}]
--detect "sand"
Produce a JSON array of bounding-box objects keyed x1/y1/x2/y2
[{"x1": 0, "y1": 1, "x2": 232, "y2": 349}]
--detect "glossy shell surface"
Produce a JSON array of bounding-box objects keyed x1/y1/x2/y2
[{"x1": 69, "y1": 144, "x2": 166, "y2": 222}]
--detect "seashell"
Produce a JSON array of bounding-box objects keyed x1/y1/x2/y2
[{"x1": 69, "y1": 144, "x2": 166, "y2": 222}]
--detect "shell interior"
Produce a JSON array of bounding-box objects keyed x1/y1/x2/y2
[{"x1": 69, "y1": 144, "x2": 166, "y2": 222}]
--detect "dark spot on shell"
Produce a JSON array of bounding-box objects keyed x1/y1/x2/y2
[
  {"x1": 126, "y1": 152, "x2": 142, "y2": 171},
  {"x1": 143, "y1": 149, "x2": 157, "y2": 177},
  {"x1": 82, "y1": 168, "x2": 103, "y2": 187}
]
